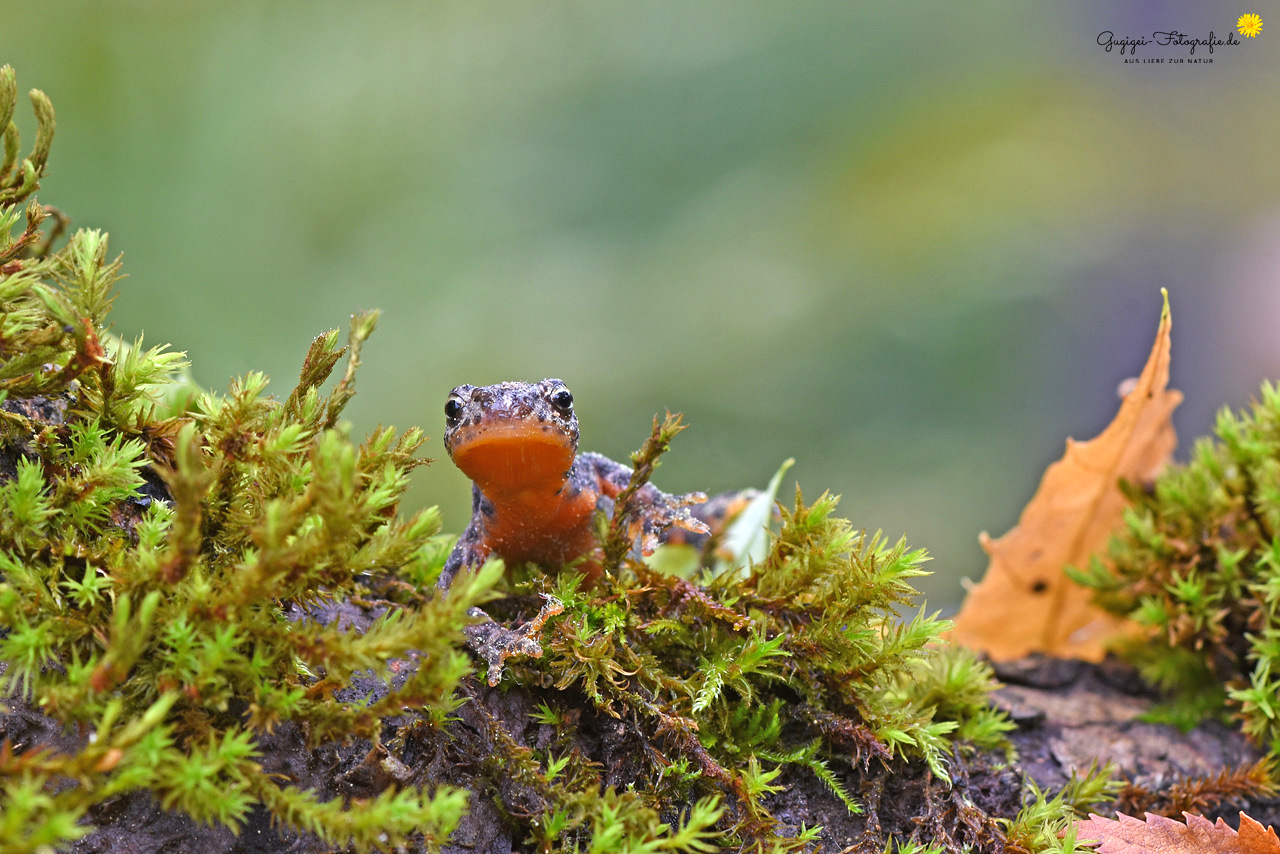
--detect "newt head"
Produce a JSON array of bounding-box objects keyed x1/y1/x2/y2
[{"x1": 443, "y1": 378, "x2": 579, "y2": 496}]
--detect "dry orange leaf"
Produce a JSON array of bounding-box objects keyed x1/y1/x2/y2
[
  {"x1": 949, "y1": 292, "x2": 1181, "y2": 661},
  {"x1": 1076, "y1": 811, "x2": 1280, "y2": 854}
]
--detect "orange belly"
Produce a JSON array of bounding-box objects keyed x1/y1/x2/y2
[{"x1": 484, "y1": 487, "x2": 603, "y2": 580}]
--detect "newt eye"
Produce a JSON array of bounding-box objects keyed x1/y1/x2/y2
[
  {"x1": 444, "y1": 395, "x2": 464, "y2": 423},
  {"x1": 550, "y1": 388, "x2": 574, "y2": 413}
]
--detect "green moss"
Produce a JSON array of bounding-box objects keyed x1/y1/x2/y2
[
  {"x1": 1001, "y1": 763, "x2": 1120, "y2": 854},
  {"x1": 0, "y1": 66, "x2": 490, "y2": 852},
  {"x1": 887, "y1": 644, "x2": 1017, "y2": 758},
  {"x1": 1076, "y1": 380, "x2": 1280, "y2": 749},
  {"x1": 492, "y1": 452, "x2": 1009, "y2": 848}
]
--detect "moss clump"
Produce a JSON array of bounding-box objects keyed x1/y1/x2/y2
[
  {"x1": 1000, "y1": 764, "x2": 1120, "y2": 854},
  {"x1": 472, "y1": 416, "x2": 1015, "y2": 850},
  {"x1": 1078, "y1": 381, "x2": 1280, "y2": 749},
  {"x1": 0, "y1": 66, "x2": 490, "y2": 851}
]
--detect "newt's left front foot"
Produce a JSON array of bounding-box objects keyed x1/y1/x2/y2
[
  {"x1": 622, "y1": 487, "x2": 710, "y2": 557},
  {"x1": 464, "y1": 595, "x2": 565, "y2": 686}
]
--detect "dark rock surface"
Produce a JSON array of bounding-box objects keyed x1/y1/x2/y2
[{"x1": 994, "y1": 654, "x2": 1279, "y2": 828}]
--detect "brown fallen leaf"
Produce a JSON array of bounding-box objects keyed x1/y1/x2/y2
[
  {"x1": 1076, "y1": 811, "x2": 1280, "y2": 854},
  {"x1": 949, "y1": 291, "x2": 1181, "y2": 661}
]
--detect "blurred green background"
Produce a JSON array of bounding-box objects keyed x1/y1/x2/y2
[{"x1": 3, "y1": 1, "x2": 1278, "y2": 608}]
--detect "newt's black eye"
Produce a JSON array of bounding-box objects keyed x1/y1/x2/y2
[
  {"x1": 444, "y1": 395, "x2": 464, "y2": 422},
  {"x1": 550, "y1": 388, "x2": 574, "y2": 413}
]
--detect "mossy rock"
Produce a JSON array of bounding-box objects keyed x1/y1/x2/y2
[{"x1": 1, "y1": 63, "x2": 1275, "y2": 854}]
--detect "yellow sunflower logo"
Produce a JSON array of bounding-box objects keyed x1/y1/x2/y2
[{"x1": 1238, "y1": 13, "x2": 1263, "y2": 37}]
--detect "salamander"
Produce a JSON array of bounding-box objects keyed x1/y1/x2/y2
[{"x1": 437, "y1": 378, "x2": 743, "y2": 589}]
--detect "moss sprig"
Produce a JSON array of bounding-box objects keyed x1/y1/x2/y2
[
  {"x1": 1001, "y1": 763, "x2": 1121, "y2": 854},
  {"x1": 0, "y1": 64, "x2": 54, "y2": 209},
  {"x1": 600, "y1": 410, "x2": 695, "y2": 571},
  {"x1": 1115, "y1": 756, "x2": 1277, "y2": 818}
]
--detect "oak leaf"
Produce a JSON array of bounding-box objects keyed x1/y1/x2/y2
[
  {"x1": 1076, "y1": 811, "x2": 1280, "y2": 854},
  {"x1": 949, "y1": 292, "x2": 1181, "y2": 660}
]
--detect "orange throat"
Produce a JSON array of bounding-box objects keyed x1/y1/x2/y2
[{"x1": 450, "y1": 422, "x2": 575, "y2": 505}]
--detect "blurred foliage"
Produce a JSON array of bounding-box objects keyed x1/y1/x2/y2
[{"x1": 1, "y1": 1, "x2": 1277, "y2": 607}]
